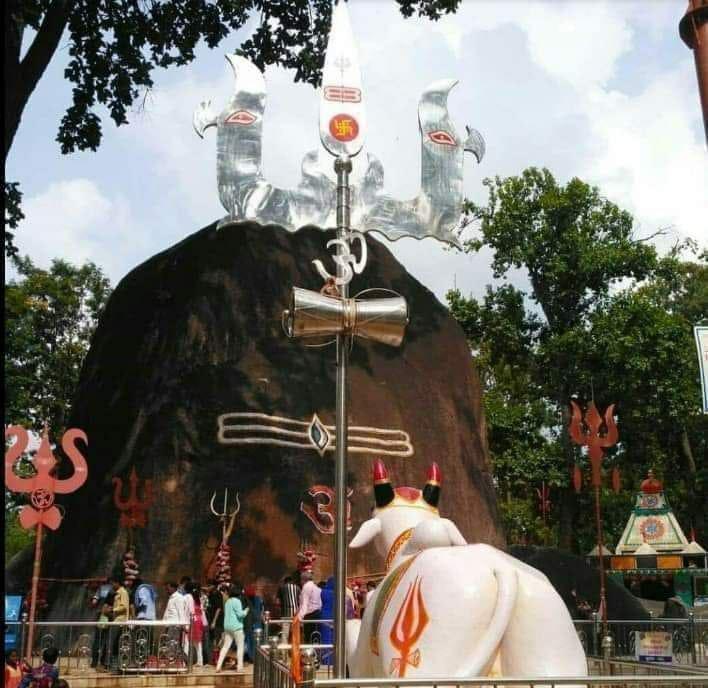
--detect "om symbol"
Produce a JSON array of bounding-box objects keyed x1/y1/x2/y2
[
  {"x1": 312, "y1": 231, "x2": 368, "y2": 287},
  {"x1": 300, "y1": 485, "x2": 353, "y2": 534},
  {"x1": 31, "y1": 488, "x2": 55, "y2": 510}
]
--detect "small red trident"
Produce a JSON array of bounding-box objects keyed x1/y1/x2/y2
[
  {"x1": 536, "y1": 481, "x2": 551, "y2": 525},
  {"x1": 4, "y1": 424, "x2": 88, "y2": 662},
  {"x1": 389, "y1": 576, "x2": 429, "y2": 677},
  {"x1": 113, "y1": 468, "x2": 153, "y2": 541},
  {"x1": 568, "y1": 400, "x2": 619, "y2": 628}
]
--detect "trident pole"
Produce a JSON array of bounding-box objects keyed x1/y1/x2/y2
[
  {"x1": 334, "y1": 153, "x2": 352, "y2": 678},
  {"x1": 26, "y1": 522, "x2": 43, "y2": 662}
]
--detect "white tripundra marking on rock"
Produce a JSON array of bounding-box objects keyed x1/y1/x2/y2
[{"x1": 216, "y1": 412, "x2": 413, "y2": 457}]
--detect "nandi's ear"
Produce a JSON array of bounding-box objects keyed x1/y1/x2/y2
[
  {"x1": 441, "y1": 518, "x2": 467, "y2": 546},
  {"x1": 349, "y1": 517, "x2": 382, "y2": 548}
]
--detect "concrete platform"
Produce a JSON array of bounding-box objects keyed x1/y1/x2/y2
[{"x1": 55, "y1": 665, "x2": 253, "y2": 688}]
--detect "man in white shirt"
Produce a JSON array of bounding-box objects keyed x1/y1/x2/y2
[
  {"x1": 163, "y1": 581, "x2": 190, "y2": 657},
  {"x1": 297, "y1": 572, "x2": 322, "y2": 644}
]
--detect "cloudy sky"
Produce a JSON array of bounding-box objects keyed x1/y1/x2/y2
[{"x1": 6, "y1": 0, "x2": 707, "y2": 303}]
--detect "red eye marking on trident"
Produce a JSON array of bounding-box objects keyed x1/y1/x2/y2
[
  {"x1": 112, "y1": 467, "x2": 154, "y2": 530},
  {"x1": 389, "y1": 576, "x2": 429, "y2": 677}
]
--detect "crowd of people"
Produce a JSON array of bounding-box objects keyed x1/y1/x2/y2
[
  {"x1": 88, "y1": 572, "x2": 264, "y2": 673},
  {"x1": 4, "y1": 566, "x2": 379, "y2": 684},
  {"x1": 278, "y1": 572, "x2": 377, "y2": 647}
]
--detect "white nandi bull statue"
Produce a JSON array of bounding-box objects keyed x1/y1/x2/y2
[{"x1": 346, "y1": 460, "x2": 587, "y2": 678}]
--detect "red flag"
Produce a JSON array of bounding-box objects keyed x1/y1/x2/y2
[{"x1": 290, "y1": 615, "x2": 301, "y2": 683}]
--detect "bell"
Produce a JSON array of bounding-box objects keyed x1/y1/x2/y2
[{"x1": 283, "y1": 287, "x2": 408, "y2": 347}]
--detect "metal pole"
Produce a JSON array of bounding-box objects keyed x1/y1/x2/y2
[
  {"x1": 25, "y1": 522, "x2": 44, "y2": 663},
  {"x1": 594, "y1": 484, "x2": 608, "y2": 632},
  {"x1": 333, "y1": 153, "x2": 352, "y2": 679},
  {"x1": 301, "y1": 647, "x2": 317, "y2": 688}
]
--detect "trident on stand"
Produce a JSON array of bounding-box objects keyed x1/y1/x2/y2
[
  {"x1": 210, "y1": 489, "x2": 241, "y2": 543},
  {"x1": 568, "y1": 400, "x2": 620, "y2": 632},
  {"x1": 112, "y1": 467, "x2": 154, "y2": 549},
  {"x1": 5, "y1": 425, "x2": 89, "y2": 662},
  {"x1": 536, "y1": 482, "x2": 551, "y2": 528},
  {"x1": 280, "y1": 3, "x2": 410, "y2": 676},
  {"x1": 210, "y1": 489, "x2": 240, "y2": 589}
]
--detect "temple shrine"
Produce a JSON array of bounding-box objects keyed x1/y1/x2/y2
[{"x1": 598, "y1": 471, "x2": 708, "y2": 611}]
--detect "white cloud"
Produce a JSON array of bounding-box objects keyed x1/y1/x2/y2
[
  {"x1": 580, "y1": 69, "x2": 708, "y2": 247},
  {"x1": 8, "y1": 1, "x2": 704, "y2": 307},
  {"x1": 13, "y1": 179, "x2": 147, "y2": 283}
]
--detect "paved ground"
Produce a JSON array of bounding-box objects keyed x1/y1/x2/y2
[{"x1": 52, "y1": 663, "x2": 254, "y2": 688}]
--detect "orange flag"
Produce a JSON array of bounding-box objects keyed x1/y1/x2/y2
[{"x1": 290, "y1": 615, "x2": 302, "y2": 682}]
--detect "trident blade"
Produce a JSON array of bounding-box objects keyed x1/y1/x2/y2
[{"x1": 319, "y1": 0, "x2": 366, "y2": 158}]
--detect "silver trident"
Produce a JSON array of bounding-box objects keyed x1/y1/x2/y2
[
  {"x1": 210, "y1": 489, "x2": 241, "y2": 544},
  {"x1": 193, "y1": 24, "x2": 484, "y2": 247},
  {"x1": 281, "y1": 2, "x2": 409, "y2": 677}
]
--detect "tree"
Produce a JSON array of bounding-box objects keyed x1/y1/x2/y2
[
  {"x1": 456, "y1": 167, "x2": 659, "y2": 549},
  {"x1": 4, "y1": 0, "x2": 462, "y2": 256},
  {"x1": 4, "y1": 256, "x2": 111, "y2": 434}
]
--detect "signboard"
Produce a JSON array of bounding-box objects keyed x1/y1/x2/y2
[
  {"x1": 695, "y1": 325, "x2": 708, "y2": 413},
  {"x1": 4, "y1": 595, "x2": 23, "y2": 652},
  {"x1": 635, "y1": 631, "x2": 672, "y2": 663}
]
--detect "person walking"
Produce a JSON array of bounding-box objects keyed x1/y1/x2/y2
[
  {"x1": 107, "y1": 575, "x2": 129, "y2": 670},
  {"x1": 277, "y1": 576, "x2": 299, "y2": 643},
  {"x1": 90, "y1": 581, "x2": 114, "y2": 669},
  {"x1": 297, "y1": 571, "x2": 322, "y2": 644},
  {"x1": 163, "y1": 581, "x2": 190, "y2": 661},
  {"x1": 205, "y1": 579, "x2": 224, "y2": 664},
  {"x1": 244, "y1": 584, "x2": 264, "y2": 662},
  {"x1": 216, "y1": 583, "x2": 249, "y2": 673},
  {"x1": 187, "y1": 582, "x2": 208, "y2": 667},
  {"x1": 319, "y1": 577, "x2": 335, "y2": 666}
]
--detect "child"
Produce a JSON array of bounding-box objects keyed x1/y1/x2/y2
[
  {"x1": 20, "y1": 647, "x2": 59, "y2": 688},
  {"x1": 4, "y1": 649, "x2": 23, "y2": 688}
]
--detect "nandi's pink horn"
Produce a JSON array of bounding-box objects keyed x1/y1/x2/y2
[
  {"x1": 373, "y1": 459, "x2": 395, "y2": 508},
  {"x1": 423, "y1": 462, "x2": 442, "y2": 507}
]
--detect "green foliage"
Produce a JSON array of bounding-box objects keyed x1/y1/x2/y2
[
  {"x1": 4, "y1": 181, "x2": 23, "y2": 259},
  {"x1": 450, "y1": 167, "x2": 706, "y2": 550},
  {"x1": 5, "y1": 517, "x2": 34, "y2": 566},
  {"x1": 4, "y1": 256, "x2": 111, "y2": 434},
  {"x1": 7, "y1": 0, "x2": 464, "y2": 156}
]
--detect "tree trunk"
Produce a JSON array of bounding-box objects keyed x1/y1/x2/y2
[
  {"x1": 681, "y1": 427, "x2": 705, "y2": 543},
  {"x1": 557, "y1": 394, "x2": 578, "y2": 551},
  {"x1": 4, "y1": 0, "x2": 71, "y2": 163}
]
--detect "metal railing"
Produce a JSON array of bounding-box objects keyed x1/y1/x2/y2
[
  {"x1": 575, "y1": 615, "x2": 708, "y2": 665},
  {"x1": 253, "y1": 619, "x2": 708, "y2": 688},
  {"x1": 311, "y1": 677, "x2": 708, "y2": 688},
  {"x1": 5, "y1": 620, "x2": 195, "y2": 674},
  {"x1": 587, "y1": 658, "x2": 708, "y2": 676}
]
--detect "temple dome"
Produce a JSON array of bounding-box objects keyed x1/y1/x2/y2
[{"x1": 640, "y1": 470, "x2": 663, "y2": 494}]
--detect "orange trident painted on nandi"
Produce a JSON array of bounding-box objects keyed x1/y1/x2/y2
[{"x1": 389, "y1": 576, "x2": 429, "y2": 677}]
